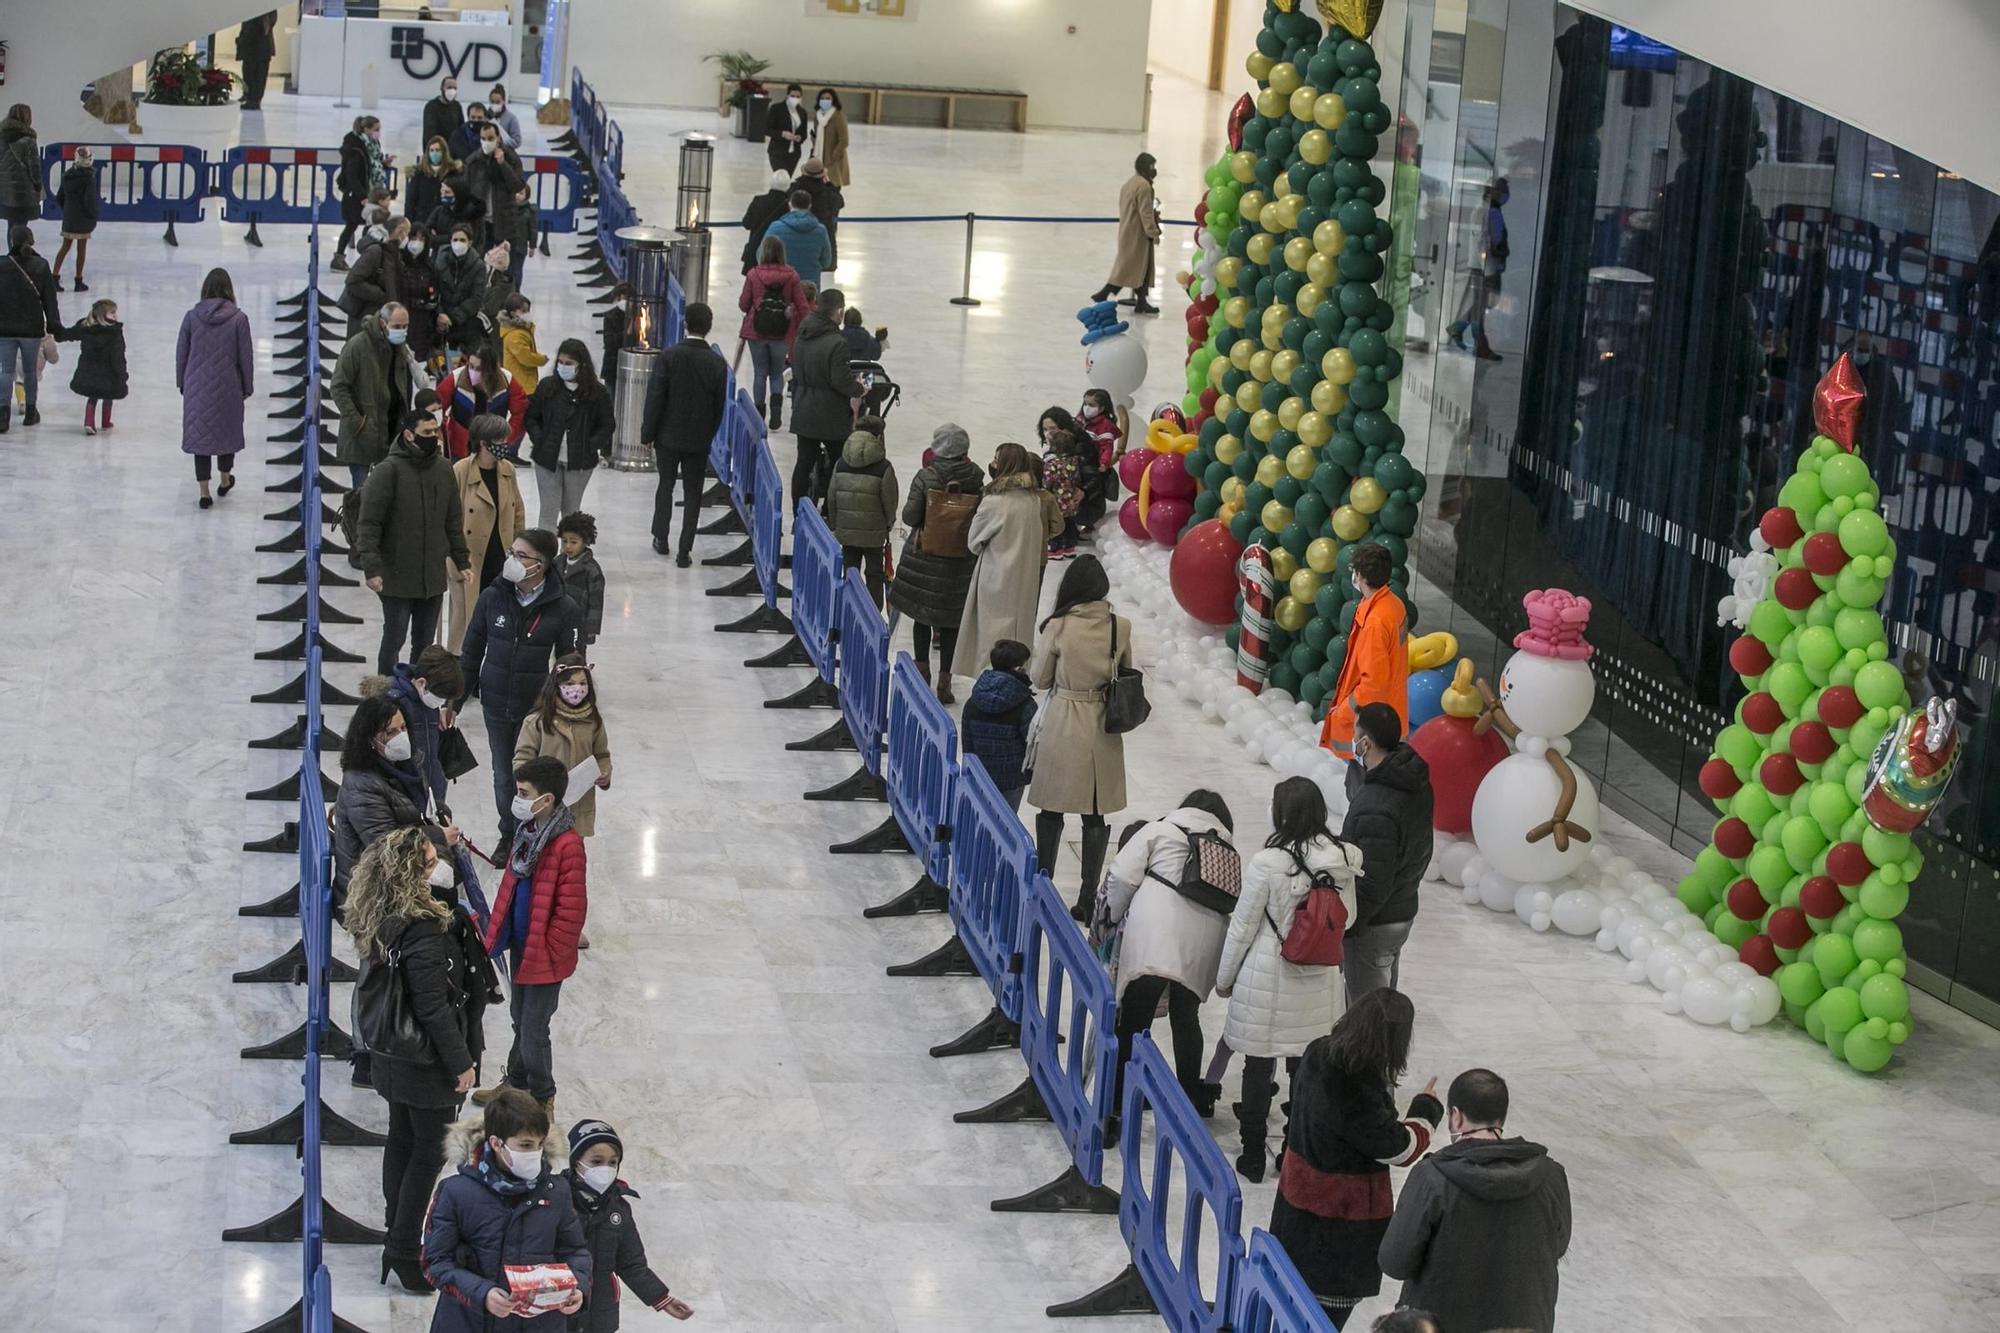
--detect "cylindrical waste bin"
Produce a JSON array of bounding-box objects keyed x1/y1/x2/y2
[{"x1": 608, "y1": 346, "x2": 660, "y2": 473}]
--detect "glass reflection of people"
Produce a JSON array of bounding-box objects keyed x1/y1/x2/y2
[{"x1": 1448, "y1": 179, "x2": 1509, "y2": 361}]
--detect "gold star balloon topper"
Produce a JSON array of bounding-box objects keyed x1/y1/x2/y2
[{"x1": 1317, "y1": 0, "x2": 1383, "y2": 38}]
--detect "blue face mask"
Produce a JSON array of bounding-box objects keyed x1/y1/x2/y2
[
  {"x1": 427, "y1": 149, "x2": 443, "y2": 164},
  {"x1": 386, "y1": 326, "x2": 409, "y2": 346},
  {"x1": 555, "y1": 361, "x2": 577, "y2": 383}
]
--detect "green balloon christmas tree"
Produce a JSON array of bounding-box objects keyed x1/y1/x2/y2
[
  {"x1": 1176, "y1": 0, "x2": 1422, "y2": 709},
  {"x1": 1676, "y1": 363, "x2": 1923, "y2": 1073}
]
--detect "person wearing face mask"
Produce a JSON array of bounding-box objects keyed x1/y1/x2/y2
[
  {"x1": 793, "y1": 158, "x2": 845, "y2": 273},
  {"x1": 1317, "y1": 543, "x2": 1409, "y2": 768},
  {"x1": 342, "y1": 214, "x2": 411, "y2": 335},
  {"x1": 475, "y1": 756, "x2": 587, "y2": 1120},
  {"x1": 464, "y1": 124, "x2": 528, "y2": 282},
  {"x1": 1091, "y1": 152, "x2": 1163, "y2": 315},
  {"x1": 358, "y1": 403, "x2": 473, "y2": 674},
  {"x1": 1075, "y1": 387, "x2": 1122, "y2": 469},
  {"x1": 442, "y1": 341, "x2": 528, "y2": 461},
  {"x1": 347, "y1": 826, "x2": 499, "y2": 1293},
  {"x1": 425, "y1": 1089, "x2": 592, "y2": 1326},
  {"x1": 562, "y1": 1120, "x2": 694, "y2": 1327},
  {"x1": 424, "y1": 76, "x2": 466, "y2": 155},
  {"x1": 641, "y1": 303, "x2": 729, "y2": 566},
  {"x1": 807, "y1": 88, "x2": 850, "y2": 188},
  {"x1": 335, "y1": 695, "x2": 441, "y2": 910},
  {"x1": 332, "y1": 115, "x2": 388, "y2": 271},
  {"x1": 407, "y1": 135, "x2": 460, "y2": 233},
  {"x1": 496, "y1": 291, "x2": 547, "y2": 391},
  {"x1": 1338, "y1": 703, "x2": 1433, "y2": 1006},
  {"x1": 448, "y1": 413, "x2": 527, "y2": 652},
  {"x1": 738, "y1": 170, "x2": 794, "y2": 276},
  {"x1": 459, "y1": 528, "x2": 584, "y2": 842},
  {"x1": 332, "y1": 300, "x2": 416, "y2": 492},
  {"x1": 379, "y1": 645, "x2": 469, "y2": 811},
  {"x1": 394, "y1": 223, "x2": 444, "y2": 368},
  {"x1": 523, "y1": 339, "x2": 612, "y2": 528},
  {"x1": 765, "y1": 82, "x2": 808, "y2": 174},
  {"x1": 513, "y1": 654, "x2": 611, "y2": 840},
  {"x1": 484, "y1": 83, "x2": 522, "y2": 149},
  {"x1": 450, "y1": 102, "x2": 488, "y2": 165},
  {"x1": 432, "y1": 222, "x2": 488, "y2": 356}
]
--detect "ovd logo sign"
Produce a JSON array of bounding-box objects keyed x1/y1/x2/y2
[{"x1": 390, "y1": 25, "x2": 508, "y2": 83}]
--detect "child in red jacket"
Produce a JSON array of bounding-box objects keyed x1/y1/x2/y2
[{"x1": 477, "y1": 754, "x2": 587, "y2": 1122}]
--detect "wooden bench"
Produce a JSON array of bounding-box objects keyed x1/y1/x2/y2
[{"x1": 723, "y1": 78, "x2": 1029, "y2": 132}]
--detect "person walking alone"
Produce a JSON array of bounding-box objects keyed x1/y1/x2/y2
[
  {"x1": 1318, "y1": 543, "x2": 1408, "y2": 765},
  {"x1": 640, "y1": 302, "x2": 729, "y2": 567},
  {"x1": 51, "y1": 147, "x2": 98, "y2": 291},
  {"x1": 1340, "y1": 702, "x2": 1433, "y2": 1004},
  {"x1": 0, "y1": 223, "x2": 59, "y2": 432},
  {"x1": 174, "y1": 267, "x2": 252, "y2": 506},
  {"x1": 0, "y1": 105, "x2": 42, "y2": 230},
  {"x1": 1091, "y1": 153, "x2": 1162, "y2": 314},
  {"x1": 235, "y1": 13, "x2": 277, "y2": 111}
]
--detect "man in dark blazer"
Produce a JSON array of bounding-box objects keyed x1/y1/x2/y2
[
  {"x1": 765, "y1": 83, "x2": 807, "y2": 174},
  {"x1": 640, "y1": 302, "x2": 729, "y2": 566}
]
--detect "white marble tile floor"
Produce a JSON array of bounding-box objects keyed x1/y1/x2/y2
[{"x1": 1, "y1": 71, "x2": 1998, "y2": 1333}]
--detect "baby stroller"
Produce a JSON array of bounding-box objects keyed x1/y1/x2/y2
[{"x1": 849, "y1": 359, "x2": 902, "y2": 421}]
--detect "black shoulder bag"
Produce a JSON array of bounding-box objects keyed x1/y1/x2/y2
[
  {"x1": 1102, "y1": 613, "x2": 1150, "y2": 734},
  {"x1": 351, "y1": 927, "x2": 433, "y2": 1064}
]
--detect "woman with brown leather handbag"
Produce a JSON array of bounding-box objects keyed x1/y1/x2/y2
[{"x1": 889, "y1": 423, "x2": 984, "y2": 702}]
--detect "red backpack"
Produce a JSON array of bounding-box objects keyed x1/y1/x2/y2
[{"x1": 1268, "y1": 848, "x2": 1349, "y2": 966}]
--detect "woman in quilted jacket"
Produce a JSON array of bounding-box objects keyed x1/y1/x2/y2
[
  {"x1": 1215, "y1": 776, "x2": 1363, "y2": 1182},
  {"x1": 175, "y1": 267, "x2": 254, "y2": 508}
]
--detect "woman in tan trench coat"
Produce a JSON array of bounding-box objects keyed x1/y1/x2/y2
[
  {"x1": 445, "y1": 414, "x2": 527, "y2": 652},
  {"x1": 1028, "y1": 554, "x2": 1131, "y2": 921},
  {"x1": 1091, "y1": 152, "x2": 1161, "y2": 314},
  {"x1": 956, "y1": 443, "x2": 1064, "y2": 675}
]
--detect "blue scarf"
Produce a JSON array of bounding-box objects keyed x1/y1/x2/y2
[{"x1": 474, "y1": 1142, "x2": 540, "y2": 1197}]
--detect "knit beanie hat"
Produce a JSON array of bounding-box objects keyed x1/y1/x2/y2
[
  {"x1": 768, "y1": 168, "x2": 792, "y2": 191},
  {"x1": 931, "y1": 423, "x2": 970, "y2": 460},
  {"x1": 567, "y1": 1118, "x2": 622, "y2": 1164}
]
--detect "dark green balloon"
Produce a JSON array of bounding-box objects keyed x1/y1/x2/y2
[
  {"x1": 1301, "y1": 669, "x2": 1331, "y2": 709},
  {"x1": 1247, "y1": 525, "x2": 1270, "y2": 549},
  {"x1": 1228, "y1": 228, "x2": 1251, "y2": 259},
  {"x1": 1306, "y1": 51, "x2": 1338, "y2": 87},
  {"x1": 1338, "y1": 282, "x2": 1375, "y2": 317},
  {"x1": 1312, "y1": 461, "x2": 1346, "y2": 504},
  {"x1": 1269, "y1": 662, "x2": 1303, "y2": 697},
  {"x1": 1348, "y1": 379, "x2": 1388, "y2": 411},
  {"x1": 1245, "y1": 481, "x2": 1274, "y2": 513},
  {"x1": 1338, "y1": 75, "x2": 1381, "y2": 114},
  {"x1": 1374, "y1": 451, "x2": 1414, "y2": 491},
  {"x1": 1334, "y1": 125, "x2": 1378, "y2": 159},
  {"x1": 1360, "y1": 106, "x2": 1391, "y2": 135},
  {"x1": 1313, "y1": 304, "x2": 1345, "y2": 339},
  {"x1": 1230, "y1": 512, "x2": 1255, "y2": 544},
  {"x1": 1225, "y1": 623, "x2": 1242, "y2": 652},
  {"x1": 1377, "y1": 496, "x2": 1417, "y2": 536},
  {"x1": 1221, "y1": 368, "x2": 1247, "y2": 397},
  {"x1": 1200, "y1": 416, "x2": 1227, "y2": 448},
  {"x1": 1328, "y1": 432, "x2": 1363, "y2": 470},
  {"x1": 1264, "y1": 126, "x2": 1294, "y2": 161},
  {"x1": 1195, "y1": 491, "x2": 1222, "y2": 521},
  {"x1": 1202, "y1": 460, "x2": 1230, "y2": 492},
  {"x1": 1373, "y1": 533, "x2": 1408, "y2": 566},
  {"x1": 1289, "y1": 642, "x2": 1322, "y2": 676},
  {"x1": 1255, "y1": 277, "x2": 1276, "y2": 308},
  {"x1": 1307, "y1": 171, "x2": 1337, "y2": 210},
  {"x1": 1293, "y1": 491, "x2": 1328, "y2": 531},
  {"x1": 1336, "y1": 39, "x2": 1371, "y2": 74},
  {"x1": 1332, "y1": 158, "x2": 1369, "y2": 190},
  {"x1": 1257, "y1": 28, "x2": 1285, "y2": 57},
  {"x1": 1232, "y1": 452, "x2": 1256, "y2": 481},
  {"x1": 1337, "y1": 199, "x2": 1375, "y2": 235},
  {"x1": 1243, "y1": 119, "x2": 1270, "y2": 153},
  {"x1": 1370, "y1": 216, "x2": 1395, "y2": 250},
  {"x1": 1303, "y1": 614, "x2": 1334, "y2": 653},
  {"x1": 1282, "y1": 316, "x2": 1312, "y2": 349},
  {"x1": 1338, "y1": 252, "x2": 1385, "y2": 283},
  {"x1": 1274, "y1": 476, "x2": 1304, "y2": 506},
  {"x1": 1367, "y1": 302, "x2": 1394, "y2": 332},
  {"x1": 1361, "y1": 445, "x2": 1381, "y2": 470},
  {"x1": 1281, "y1": 521, "x2": 1310, "y2": 557},
  {"x1": 1296, "y1": 205, "x2": 1326, "y2": 236},
  {"x1": 1353, "y1": 410, "x2": 1393, "y2": 447},
  {"x1": 1270, "y1": 429, "x2": 1301, "y2": 459},
  {"x1": 1226, "y1": 408, "x2": 1251, "y2": 438},
  {"x1": 1273, "y1": 8, "x2": 1315, "y2": 40},
  {"x1": 1404, "y1": 472, "x2": 1426, "y2": 501},
  {"x1": 1379, "y1": 348, "x2": 1404, "y2": 381},
  {"x1": 1254, "y1": 158, "x2": 1282, "y2": 190},
  {"x1": 1303, "y1": 331, "x2": 1333, "y2": 364},
  {"x1": 1273, "y1": 271, "x2": 1304, "y2": 305},
  {"x1": 1289, "y1": 365, "x2": 1321, "y2": 399},
  {"x1": 1349, "y1": 328, "x2": 1388, "y2": 365},
  {"x1": 1338, "y1": 599, "x2": 1358, "y2": 634},
  {"x1": 1314, "y1": 583, "x2": 1344, "y2": 622},
  {"x1": 1187, "y1": 447, "x2": 1212, "y2": 477},
  {"x1": 1261, "y1": 381, "x2": 1289, "y2": 412},
  {"x1": 1286, "y1": 162, "x2": 1316, "y2": 196}
]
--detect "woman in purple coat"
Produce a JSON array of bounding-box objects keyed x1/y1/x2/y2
[{"x1": 175, "y1": 267, "x2": 255, "y2": 509}]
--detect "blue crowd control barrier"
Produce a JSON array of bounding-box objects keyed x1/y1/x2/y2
[
  {"x1": 521, "y1": 154, "x2": 590, "y2": 234},
  {"x1": 752, "y1": 442, "x2": 786, "y2": 609},
  {"x1": 1232, "y1": 1230, "x2": 1338, "y2": 1333},
  {"x1": 990, "y1": 870, "x2": 1122, "y2": 1213},
  {"x1": 886, "y1": 653, "x2": 956, "y2": 882},
  {"x1": 592, "y1": 171, "x2": 637, "y2": 284},
  {"x1": 39, "y1": 142, "x2": 207, "y2": 244},
  {"x1": 812, "y1": 567, "x2": 889, "y2": 808},
  {"x1": 1052, "y1": 1033, "x2": 1245, "y2": 1327},
  {"x1": 665, "y1": 269, "x2": 688, "y2": 346},
  {"x1": 603, "y1": 117, "x2": 624, "y2": 184},
  {"x1": 922, "y1": 758, "x2": 1038, "y2": 1053},
  {"x1": 217, "y1": 146, "x2": 392, "y2": 246},
  {"x1": 790, "y1": 501, "x2": 841, "y2": 679}
]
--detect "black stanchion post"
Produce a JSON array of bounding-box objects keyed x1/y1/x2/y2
[{"x1": 950, "y1": 212, "x2": 982, "y2": 307}]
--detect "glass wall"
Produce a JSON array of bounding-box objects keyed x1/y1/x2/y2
[{"x1": 1391, "y1": 2, "x2": 2000, "y2": 1021}]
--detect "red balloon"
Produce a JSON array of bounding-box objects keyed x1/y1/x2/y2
[
  {"x1": 1813, "y1": 352, "x2": 1866, "y2": 452},
  {"x1": 1167, "y1": 518, "x2": 1243, "y2": 625},
  {"x1": 1826, "y1": 841, "x2": 1872, "y2": 886},
  {"x1": 1199, "y1": 388, "x2": 1220, "y2": 413},
  {"x1": 1727, "y1": 878, "x2": 1768, "y2": 922},
  {"x1": 1729, "y1": 636, "x2": 1774, "y2": 678},
  {"x1": 1767, "y1": 906, "x2": 1811, "y2": 950},
  {"x1": 1760, "y1": 753, "x2": 1803, "y2": 796},
  {"x1": 1759, "y1": 507, "x2": 1804, "y2": 551},
  {"x1": 1146, "y1": 496, "x2": 1195, "y2": 545},
  {"x1": 1742, "y1": 692, "x2": 1783, "y2": 735},
  {"x1": 1799, "y1": 875, "x2": 1843, "y2": 919},
  {"x1": 1117, "y1": 450, "x2": 1154, "y2": 493},
  {"x1": 1117, "y1": 496, "x2": 1150, "y2": 542},
  {"x1": 1740, "y1": 934, "x2": 1780, "y2": 976},
  {"x1": 1714, "y1": 817, "x2": 1754, "y2": 860},
  {"x1": 1698, "y1": 759, "x2": 1742, "y2": 801},
  {"x1": 1802, "y1": 531, "x2": 1847, "y2": 577},
  {"x1": 1790, "y1": 721, "x2": 1834, "y2": 764},
  {"x1": 1818, "y1": 685, "x2": 1863, "y2": 729},
  {"x1": 1228, "y1": 93, "x2": 1254, "y2": 151},
  {"x1": 1409, "y1": 715, "x2": 1509, "y2": 835},
  {"x1": 1148, "y1": 452, "x2": 1197, "y2": 501},
  {"x1": 1775, "y1": 567, "x2": 1819, "y2": 611}
]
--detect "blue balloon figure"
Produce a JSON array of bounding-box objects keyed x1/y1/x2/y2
[{"x1": 1405, "y1": 666, "x2": 1451, "y2": 733}]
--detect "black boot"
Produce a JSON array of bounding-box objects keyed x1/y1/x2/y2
[
  {"x1": 1091, "y1": 285, "x2": 1115, "y2": 303},
  {"x1": 1073, "y1": 820, "x2": 1111, "y2": 922},
  {"x1": 769, "y1": 395, "x2": 783, "y2": 430},
  {"x1": 21, "y1": 404, "x2": 37, "y2": 426},
  {"x1": 1233, "y1": 1099, "x2": 1269, "y2": 1183},
  {"x1": 1132, "y1": 288, "x2": 1160, "y2": 316},
  {"x1": 0, "y1": 404, "x2": 10, "y2": 433}
]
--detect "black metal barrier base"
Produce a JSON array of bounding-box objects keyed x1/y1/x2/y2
[
  {"x1": 698, "y1": 508, "x2": 746, "y2": 537},
  {"x1": 954, "y1": 1074, "x2": 1051, "y2": 1124},
  {"x1": 864, "y1": 873, "x2": 946, "y2": 918},
  {"x1": 804, "y1": 766, "x2": 886, "y2": 803},
  {"x1": 249, "y1": 715, "x2": 345, "y2": 753},
  {"x1": 761, "y1": 663, "x2": 831, "y2": 697},
  {"x1": 244, "y1": 823, "x2": 300, "y2": 854},
  {"x1": 230, "y1": 1098, "x2": 387, "y2": 1149},
  {"x1": 702, "y1": 536, "x2": 753, "y2": 567},
  {"x1": 236, "y1": 1297, "x2": 376, "y2": 1333},
  {"x1": 253, "y1": 673, "x2": 361, "y2": 706},
  {"x1": 232, "y1": 938, "x2": 358, "y2": 984},
  {"x1": 993, "y1": 1163, "x2": 1120, "y2": 1215},
  {"x1": 255, "y1": 630, "x2": 363, "y2": 664},
  {"x1": 221, "y1": 1194, "x2": 385, "y2": 1245},
  {"x1": 886, "y1": 932, "x2": 975, "y2": 978},
  {"x1": 239, "y1": 883, "x2": 301, "y2": 918},
  {"x1": 786, "y1": 717, "x2": 856, "y2": 753},
  {"x1": 706, "y1": 569, "x2": 764, "y2": 598},
  {"x1": 745, "y1": 635, "x2": 811, "y2": 669},
  {"x1": 245, "y1": 768, "x2": 339, "y2": 803},
  {"x1": 716, "y1": 604, "x2": 793, "y2": 635},
  {"x1": 930, "y1": 1004, "x2": 1018, "y2": 1057},
  {"x1": 241, "y1": 1020, "x2": 353, "y2": 1061},
  {"x1": 1046, "y1": 1263, "x2": 1157, "y2": 1319},
  {"x1": 830, "y1": 816, "x2": 911, "y2": 856}
]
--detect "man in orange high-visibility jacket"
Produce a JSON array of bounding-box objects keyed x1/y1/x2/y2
[{"x1": 1320, "y1": 542, "x2": 1409, "y2": 762}]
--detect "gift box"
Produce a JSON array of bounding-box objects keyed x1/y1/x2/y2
[{"x1": 504, "y1": 1262, "x2": 579, "y2": 1311}]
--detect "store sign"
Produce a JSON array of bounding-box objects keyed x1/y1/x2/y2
[{"x1": 388, "y1": 24, "x2": 509, "y2": 84}]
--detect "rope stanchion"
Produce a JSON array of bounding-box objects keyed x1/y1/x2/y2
[{"x1": 950, "y1": 211, "x2": 981, "y2": 307}]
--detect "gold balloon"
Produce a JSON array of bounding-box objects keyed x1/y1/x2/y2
[
  {"x1": 1322, "y1": 347, "x2": 1357, "y2": 384},
  {"x1": 1270, "y1": 348, "x2": 1302, "y2": 384},
  {"x1": 1215, "y1": 255, "x2": 1243, "y2": 290},
  {"x1": 1228, "y1": 338, "x2": 1255, "y2": 370},
  {"x1": 1289, "y1": 568, "x2": 1323, "y2": 603},
  {"x1": 1313, "y1": 92, "x2": 1348, "y2": 130},
  {"x1": 1313, "y1": 218, "x2": 1347, "y2": 256},
  {"x1": 1246, "y1": 51, "x2": 1274, "y2": 81},
  {"x1": 1311, "y1": 379, "x2": 1349, "y2": 415},
  {"x1": 1261, "y1": 500, "x2": 1294, "y2": 531},
  {"x1": 1215, "y1": 434, "x2": 1244, "y2": 466},
  {"x1": 1297, "y1": 409, "x2": 1332, "y2": 447},
  {"x1": 1254, "y1": 453, "x2": 1285, "y2": 487},
  {"x1": 1271, "y1": 194, "x2": 1304, "y2": 231},
  {"x1": 1207, "y1": 355, "x2": 1229, "y2": 389},
  {"x1": 1306, "y1": 251, "x2": 1337, "y2": 287},
  {"x1": 1349, "y1": 476, "x2": 1387, "y2": 514},
  {"x1": 1271, "y1": 548, "x2": 1300, "y2": 582},
  {"x1": 1283, "y1": 236, "x2": 1313, "y2": 272},
  {"x1": 1332, "y1": 504, "x2": 1369, "y2": 541},
  {"x1": 1274, "y1": 595, "x2": 1311, "y2": 633},
  {"x1": 1287, "y1": 85, "x2": 1320, "y2": 122},
  {"x1": 1268, "y1": 61, "x2": 1302, "y2": 96},
  {"x1": 1276, "y1": 395, "x2": 1306, "y2": 431},
  {"x1": 1249, "y1": 408, "x2": 1279, "y2": 442},
  {"x1": 1305, "y1": 536, "x2": 1340, "y2": 573},
  {"x1": 1230, "y1": 151, "x2": 1258, "y2": 184},
  {"x1": 1238, "y1": 189, "x2": 1267, "y2": 223},
  {"x1": 1217, "y1": 499, "x2": 1242, "y2": 526},
  {"x1": 1316, "y1": 0, "x2": 1384, "y2": 40},
  {"x1": 1223, "y1": 295, "x2": 1250, "y2": 328},
  {"x1": 1246, "y1": 232, "x2": 1277, "y2": 266},
  {"x1": 1256, "y1": 87, "x2": 1287, "y2": 119},
  {"x1": 1298, "y1": 128, "x2": 1332, "y2": 165},
  {"x1": 1249, "y1": 349, "x2": 1275, "y2": 383},
  {"x1": 1295, "y1": 282, "x2": 1326, "y2": 317},
  {"x1": 1286, "y1": 444, "x2": 1318, "y2": 480},
  {"x1": 1219, "y1": 475, "x2": 1246, "y2": 505},
  {"x1": 1261, "y1": 327, "x2": 1284, "y2": 351},
  {"x1": 1261, "y1": 206, "x2": 1289, "y2": 236},
  {"x1": 1263, "y1": 301, "x2": 1294, "y2": 328},
  {"x1": 1234, "y1": 378, "x2": 1261, "y2": 412}
]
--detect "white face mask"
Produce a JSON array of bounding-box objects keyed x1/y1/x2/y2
[
  {"x1": 406, "y1": 238, "x2": 424, "y2": 255},
  {"x1": 577, "y1": 1164, "x2": 617, "y2": 1194},
  {"x1": 1080, "y1": 403, "x2": 1100, "y2": 419},
  {"x1": 427, "y1": 859, "x2": 455, "y2": 889},
  {"x1": 496, "y1": 1141, "x2": 543, "y2": 1181},
  {"x1": 489, "y1": 99, "x2": 505, "y2": 113},
  {"x1": 443, "y1": 86, "x2": 458, "y2": 102},
  {"x1": 418, "y1": 686, "x2": 446, "y2": 709},
  {"x1": 555, "y1": 361, "x2": 577, "y2": 383},
  {"x1": 451, "y1": 239, "x2": 469, "y2": 257},
  {"x1": 1352, "y1": 573, "x2": 1365, "y2": 595},
  {"x1": 484, "y1": 138, "x2": 502, "y2": 155},
  {"x1": 380, "y1": 730, "x2": 413, "y2": 763},
  {"x1": 502, "y1": 554, "x2": 530, "y2": 583},
  {"x1": 787, "y1": 94, "x2": 801, "y2": 107},
  {"x1": 510, "y1": 793, "x2": 542, "y2": 823}
]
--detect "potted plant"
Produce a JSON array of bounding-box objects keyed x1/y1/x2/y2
[
  {"x1": 138, "y1": 48, "x2": 238, "y2": 140},
  {"x1": 705, "y1": 49, "x2": 773, "y2": 142}
]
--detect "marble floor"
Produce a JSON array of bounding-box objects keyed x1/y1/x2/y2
[{"x1": 2, "y1": 70, "x2": 2000, "y2": 1333}]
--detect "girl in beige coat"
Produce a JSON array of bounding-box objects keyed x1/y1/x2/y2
[
  {"x1": 446, "y1": 414, "x2": 526, "y2": 652},
  {"x1": 1028, "y1": 555, "x2": 1130, "y2": 920},
  {"x1": 512, "y1": 654, "x2": 612, "y2": 837},
  {"x1": 956, "y1": 444, "x2": 1064, "y2": 675}
]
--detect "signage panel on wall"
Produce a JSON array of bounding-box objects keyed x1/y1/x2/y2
[{"x1": 296, "y1": 16, "x2": 514, "y2": 100}]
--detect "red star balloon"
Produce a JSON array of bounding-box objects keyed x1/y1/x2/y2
[
  {"x1": 1228, "y1": 94, "x2": 1254, "y2": 152},
  {"x1": 1814, "y1": 353, "x2": 1865, "y2": 452}
]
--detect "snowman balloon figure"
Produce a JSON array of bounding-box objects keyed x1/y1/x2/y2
[
  {"x1": 1466, "y1": 590, "x2": 1602, "y2": 932},
  {"x1": 1079, "y1": 301, "x2": 1148, "y2": 412}
]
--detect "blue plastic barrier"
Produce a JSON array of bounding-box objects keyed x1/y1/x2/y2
[
  {"x1": 1231, "y1": 1230, "x2": 1337, "y2": 1333},
  {"x1": 666, "y1": 270, "x2": 688, "y2": 347},
  {"x1": 595, "y1": 169, "x2": 637, "y2": 281},
  {"x1": 216, "y1": 146, "x2": 398, "y2": 243},
  {"x1": 791, "y1": 501, "x2": 842, "y2": 685},
  {"x1": 885, "y1": 654, "x2": 957, "y2": 883},
  {"x1": 603, "y1": 117, "x2": 624, "y2": 184},
  {"x1": 751, "y1": 440, "x2": 785, "y2": 612},
  {"x1": 570, "y1": 68, "x2": 600, "y2": 163},
  {"x1": 520, "y1": 154, "x2": 590, "y2": 234},
  {"x1": 836, "y1": 569, "x2": 888, "y2": 779},
  {"x1": 941, "y1": 757, "x2": 1035, "y2": 1018},
  {"x1": 39, "y1": 142, "x2": 207, "y2": 242},
  {"x1": 728, "y1": 388, "x2": 759, "y2": 529}
]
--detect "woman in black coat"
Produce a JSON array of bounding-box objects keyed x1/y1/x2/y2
[
  {"x1": 888, "y1": 422, "x2": 984, "y2": 697},
  {"x1": 522, "y1": 339, "x2": 614, "y2": 528},
  {"x1": 51, "y1": 150, "x2": 97, "y2": 291},
  {"x1": 1269, "y1": 988, "x2": 1442, "y2": 1327},
  {"x1": 347, "y1": 825, "x2": 499, "y2": 1292}
]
